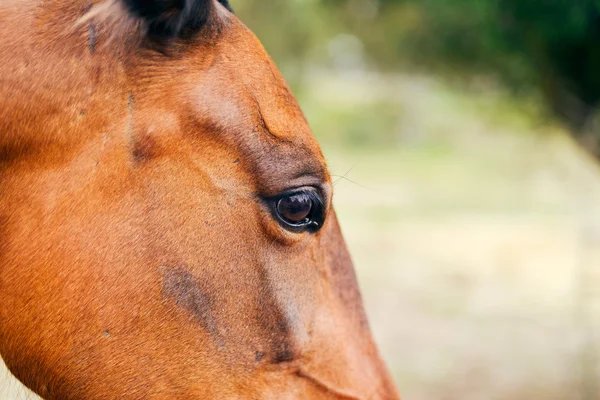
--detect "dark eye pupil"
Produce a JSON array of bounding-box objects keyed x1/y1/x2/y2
[{"x1": 277, "y1": 193, "x2": 313, "y2": 224}]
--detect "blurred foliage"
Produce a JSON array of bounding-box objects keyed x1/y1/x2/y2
[{"x1": 232, "y1": 0, "x2": 600, "y2": 158}]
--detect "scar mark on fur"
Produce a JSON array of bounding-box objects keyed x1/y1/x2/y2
[
  {"x1": 125, "y1": 92, "x2": 136, "y2": 163},
  {"x1": 160, "y1": 267, "x2": 220, "y2": 340},
  {"x1": 88, "y1": 23, "x2": 97, "y2": 53}
]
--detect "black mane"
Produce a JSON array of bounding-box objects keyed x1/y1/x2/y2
[
  {"x1": 123, "y1": 0, "x2": 233, "y2": 38},
  {"x1": 219, "y1": 0, "x2": 233, "y2": 12}
]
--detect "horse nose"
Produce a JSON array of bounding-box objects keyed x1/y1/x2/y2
[
  {"x1": 298, "y1": 311, "x2": 399, "y2": 399},
  {"x1": 296, "y1": 358, "x2": 399, "y2": 400}
]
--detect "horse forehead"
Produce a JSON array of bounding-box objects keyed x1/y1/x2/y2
[
  {"x1": 181, "y1": 28, "x2": 328, "y2": 184},
  {"x1": 195, "y1": 20, "x2": 314, "y2": 141},
  {"x1": 192, "y1": 65, "x2": 316, "y2": 149}
]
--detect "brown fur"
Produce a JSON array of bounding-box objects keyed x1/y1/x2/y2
[{"x1": 0, "y1": 1, "x2": 400, "y2": 398}]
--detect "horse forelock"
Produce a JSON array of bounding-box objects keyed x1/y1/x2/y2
[{"x1": 76, "y1": 0, "x2": 233, "y2": 50}]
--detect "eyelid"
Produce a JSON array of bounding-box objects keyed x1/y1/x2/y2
[
  {"x1": 272, "y1": 185, "x2": 322, "y2": 200},
  {"x1": 260, "y1": 174, "x2": 331, "y2": 204}
]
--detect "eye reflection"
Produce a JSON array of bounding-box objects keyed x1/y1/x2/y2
[{"x1": 277, "y1": 193, "x2": 313, "y2": 224}]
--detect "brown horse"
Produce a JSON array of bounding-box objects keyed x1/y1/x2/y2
[{"x1": 0, "y1": 1, "x2": 399, "y2": 398}]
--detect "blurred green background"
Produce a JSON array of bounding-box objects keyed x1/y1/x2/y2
[{"x1": 232, "y1": 1, "x2": 600, "y2": 399}]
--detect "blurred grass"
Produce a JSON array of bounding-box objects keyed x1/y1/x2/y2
[{"x1": 294, "y1": 70, "x2": 600, "y2": 399}]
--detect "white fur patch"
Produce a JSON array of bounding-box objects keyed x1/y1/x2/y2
[{"x1": 0, "y1": 356, "x2": 42, "y2": 400}]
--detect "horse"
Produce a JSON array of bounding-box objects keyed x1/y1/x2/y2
[{"x1": 0, "y1": 0, "x2": 400, "y2": 398}]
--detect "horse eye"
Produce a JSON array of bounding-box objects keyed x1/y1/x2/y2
[
  {"x1": 273, "y1": 189, "x2": 325, "y2": 233},
  {"x1": 277, "y1": 193, "x2": 312, "y2": 223}
]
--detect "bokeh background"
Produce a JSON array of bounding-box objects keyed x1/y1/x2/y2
[{"x1": 232, "y1": 1, "x2": 600, "y2": 399}]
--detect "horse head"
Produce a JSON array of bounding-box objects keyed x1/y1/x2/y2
[{"x1": 0, "y1": 1, "x2": 399, "y2": 398}]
